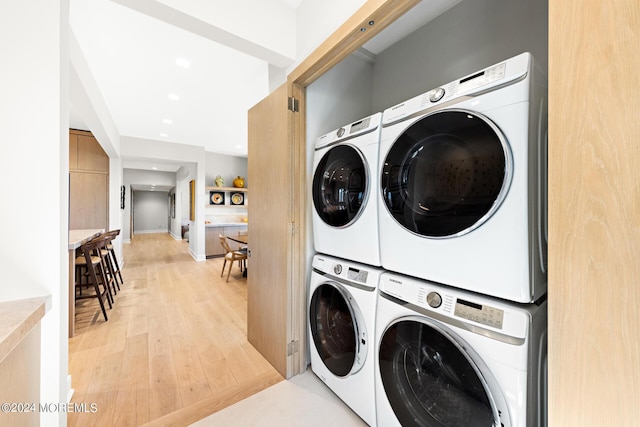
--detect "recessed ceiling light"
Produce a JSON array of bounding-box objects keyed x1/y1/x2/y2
[
  {"x1": 176, "y1": 58, "x2": 190, "y2": 68},
  {"x1": 236, "y1": 145, "x2": 242, "y2": 149},
  {"x1": 160, "y1": 133, "x2": 168, "y2": 137},
  {"x1": 162, "y1": 118, "x2": 172, "y2": 124},
  {"x1": 168, "y1": 93, "x2": 180, "y2": 101},
  {"x1": 152, "y1": 167, "x2": 158, "y2": 170}
]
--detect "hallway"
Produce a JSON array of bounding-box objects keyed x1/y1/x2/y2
[{"x1": 68, "y1": 233, "x2": 282, "y2": 426}]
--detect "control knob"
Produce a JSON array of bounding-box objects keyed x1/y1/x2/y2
[
  {"x1": 426, "y1": 292, "x2": 442, "y2": 308},
  {"x1": 429, "y1": 87, "x2": 445, "y2": 103},
  {"x1": 333, "y1": 264, "x2": 342, "y2": 275}
]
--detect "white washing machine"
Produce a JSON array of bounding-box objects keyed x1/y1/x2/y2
[
  {"x1": 312, "y1": 112, "x2": 382, "y2": 267},
  {"x1": 378, "y1": 52, "x2": 547, "y2": 303},
  {"x1": 375, "y1": 272, "x2": 547, "y2": 427},
  {"x1": 308, "y1": 254, "x2": 383, "y2": 426}
]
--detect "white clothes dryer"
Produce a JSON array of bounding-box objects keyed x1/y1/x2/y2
[
  {"x1": 308, "y1": 254, "x2": 383, "y2": 426},
  {"x1": 312, "y1": 113, "x2": 382, "y2": 267},
  {"x1": 378, "y1": 52, "x2": 547, "y2": 303},
  {"x1": 375, "y1": 272, "x2": 547, "y2": 427}
]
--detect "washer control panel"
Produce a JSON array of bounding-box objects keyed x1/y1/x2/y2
[
  {"x1": 454, "y1": 298, "x2": 504, "y2": 329},
  {"x1": 347, "y1": 267, "x2": 368, "y2": 283},
  {"x1": 331, "y1": 263, "x2": 369, "y2": 284}
]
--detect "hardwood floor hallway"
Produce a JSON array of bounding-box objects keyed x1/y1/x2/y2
[{"x1": 68, "y1": 233, "x2": 283, "y2": 426}]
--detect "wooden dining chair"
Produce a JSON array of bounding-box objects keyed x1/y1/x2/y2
[{"x1": 218, "y1": 235, "x2": 248, "y2": 282}]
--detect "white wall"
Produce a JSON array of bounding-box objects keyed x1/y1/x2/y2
[
  {"x1": 133, "y1": 191, "x2": 171, "y2": 233},
  {"x1": 0, "y1": 0, "x2": 69, "y2": 425},
  {"x1": 205, "y1": 151, "x2": 248, "y2": 188},
  {"x1": 294, "y1": 0, "x2": 366, "y2": 70},
  {"x1": 155, "y1": 0, "x2": 296, "y2": 62}
]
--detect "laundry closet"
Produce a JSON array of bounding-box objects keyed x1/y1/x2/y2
[
  {"x1": 301, "y1": 0, "x2": 549, "y2": 426},
  {"x1": 247, "y1": 0, "x2": 640, "y2": 425}
]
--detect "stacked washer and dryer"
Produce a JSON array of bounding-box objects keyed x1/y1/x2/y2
[
  {"x1": 308, "y1": 113, "x2": 384, "y2": 427},
  {"x1": 309, "y1": 52, "x2": 548, "y2": 427}
]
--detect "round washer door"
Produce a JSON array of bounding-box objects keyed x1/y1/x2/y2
[
  {"x1": 313, "y1": 144, "x2": 369, "y2": 228},
  {"x1": 378, "y1": 318, "x2": 505, "y2": 427},
  {"x1": 309, "y1": 282, "x2": 367, "y2": 377},
  {"x1": 381, "y1": 109, "x2": 512, "y2": 238}
]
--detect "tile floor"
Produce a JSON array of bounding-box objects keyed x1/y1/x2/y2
[{"x1": 192, "y1": 369, "x2": 368, "y2": 426}]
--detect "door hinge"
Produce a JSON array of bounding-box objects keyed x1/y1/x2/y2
[
  {"x1": 287, "y1": 97, "x2": 299, "y2": 112},
  {"x1": 288, "y1": 222, "x2": 297, "y2": 236},
  {"x1": 287, "y1": 340, "x2": 299, "y2": 356}
]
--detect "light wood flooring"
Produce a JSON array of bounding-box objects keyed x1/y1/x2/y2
[{"x1": 68, "y1": 233, "x2": 283, "y2": 426}]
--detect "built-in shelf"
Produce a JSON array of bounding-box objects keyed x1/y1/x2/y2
[{"x1": 205, "y1": 186, "x2": 248, "y2": 192}]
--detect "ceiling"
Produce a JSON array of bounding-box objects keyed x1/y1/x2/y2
[
  {"x1": 69, "y1": 0, "x2": 460, "y2": 171},
  {"x1": 69, "y1": 0, "x2": 301, "y2": 160}
]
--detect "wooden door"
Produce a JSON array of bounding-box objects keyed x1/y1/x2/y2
[
  {"x1": 247, "y1": 83, "x2": 293, "y2": 378},
  {"x1": 548, "y1": 0, "x2": 640, "y2": 424}
]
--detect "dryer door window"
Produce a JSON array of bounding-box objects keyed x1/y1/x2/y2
[
  {"x1": 378, "y1": 319, "x2": 498, "y2": 427},
  {"x1": 309, "y1": 283, "x2": 359, "y2": 377},
  {"x1": 381, "y1": 109, "x2": 511, "y2": 237},
  {"x1": 313, "y1": 145, "x2": 368, "y2": 228}
]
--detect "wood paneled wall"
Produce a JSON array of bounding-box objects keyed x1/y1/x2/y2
[{"x1": 549, "y1": 0, "x2": 640, "y2": 425}]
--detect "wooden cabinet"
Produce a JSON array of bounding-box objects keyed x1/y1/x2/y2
[
  {"x1": 69, "y1": 129, "x2": 109, "y2": 172},
  {"x1": 205, "y1": 226, "x2": 224, "y2": 257},
  {"x1": 206, "y1": 225, "x2": 248, "y2": 257},
  {"x1": 69, "y1": 172, "x2": 109, "y2": 230},
  {"x1": 69, "y1": 129, "x2": 109, "y2": 230}
]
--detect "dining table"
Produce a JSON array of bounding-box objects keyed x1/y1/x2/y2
[
  {"x1": 226, "y1": 232, "x2": 248, "y2": 277},
  {"x1": 68, "y1": 228, "x2": 103, "y2": 337}
]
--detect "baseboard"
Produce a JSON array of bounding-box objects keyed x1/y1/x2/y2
[
  {"x1": 123, "y1": 239, "x2": 131, "y2": 244},
  {"x1": 170, "y1": 232, "x2": 182, "y2": 241},
  {"x1": 134, "y1": 230, "x2": 170, "y2": 235}
]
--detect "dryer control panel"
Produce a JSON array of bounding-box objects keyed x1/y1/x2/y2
[{"x1": 454, "y1": 298, "x2": 504, "y2": 329}]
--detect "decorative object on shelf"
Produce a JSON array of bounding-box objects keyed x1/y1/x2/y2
[
  {"x1": 215, "y1": 175, "x2": 224, "y2": 187},
  {"x1": 231, "y1": 192, "x2": 245, "y2": 205},
  {"x1": 210, "y1": 191, "x2": 225, "y2": 205},
  {"x1": 233, "y1": 176, "x2": 245, "y2": 188}
]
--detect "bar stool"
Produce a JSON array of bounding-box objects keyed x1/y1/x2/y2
[
  {"x1": 75, "y1": 235, "x2": 112, "y2": 321},
  {"x1": 98, "y1": 231, "x2": 120, "y2": 294},
  {"x1": 94, "y1": 233, "x2": 118, "y2": 299},
  {"x1": 105, "y1": 229, "x2": 124, "y2": 287}
]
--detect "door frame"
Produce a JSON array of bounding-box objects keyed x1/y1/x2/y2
[{"x1": 286, "y1": 0, "x2": 421, "y2": 376}]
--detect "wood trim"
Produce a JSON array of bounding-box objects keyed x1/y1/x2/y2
[
  {"x1": 288, "y1": 81, "x2": 306, "y2": 377},
  {"x1": 548, "y1": 0, "x2": 640, "y2": 424},
  {"x1": 285, "y1": 0, "x2": 420, "y2": 378},
  {"x1": 69, "y1": 129, "x2": 93, "y2": 136},
  {"x1": 288, "y1": 0, "x2": 420, "y2": 87}
]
